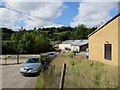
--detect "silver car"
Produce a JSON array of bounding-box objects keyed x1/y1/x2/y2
[
  {"x1": 47, "y1": 52, "x2": 57, "y2": 59},
  {"x1": 20, "y1": 57, "x2": 41, "y2": 76}
]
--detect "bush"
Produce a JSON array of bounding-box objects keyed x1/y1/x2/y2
[
  {"x1": 67, "y1": 51, "x2": 76, "y2": 58},
  {"x1": 40, "y1": 55, "x2": 51, "y2": 66},
  {"x1": 70, "y1": 60, "x2": 76, "y2": 66},
  {"x1": 35, "y1": 73, "x2": 44, "y2": 89}
]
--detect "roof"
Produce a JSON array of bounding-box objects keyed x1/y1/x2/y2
[
  {"x1": 88, "y1": 13, "x2": 120, "y2": 37},
  {"x1": 61, "y1": 40, "x2": 88, "y2": 46},
  {"x1": 62, "y1": 40, "x2": 74, "y2": 44}
]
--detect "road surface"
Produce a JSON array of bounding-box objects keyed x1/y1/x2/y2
[
  {"x1": 76, "y1": 51, "x2": 88, "y2": 59},
  {"x1": 2, "y1": 64, "x2": 38, "y2": 89}
]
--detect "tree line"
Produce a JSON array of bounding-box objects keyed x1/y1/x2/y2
[{"x1": 2, "y1": 24, "x2": 97, "y2": 54}]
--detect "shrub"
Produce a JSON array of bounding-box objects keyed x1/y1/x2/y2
[
  {"x1": 35, "y1": 73, "x2": 44, "y2": 89},
  {"x1": 70, "y1": 60, "x2": 76, "y2": 66},
  {"x1": 67, "y1": 51, "x2": 76, "y2": 58},
  {"x1": 40, "y1": 55, "x2": 50, "y2": 66}
]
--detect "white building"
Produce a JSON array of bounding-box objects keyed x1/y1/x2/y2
[{"x1": 59, "y1": 40, "x2": 88, "y2": 52}]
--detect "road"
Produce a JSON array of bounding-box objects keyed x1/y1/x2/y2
[
  {"x1": 2, "y1": 64, "x2": 38, "y2": 89},
  {"x1": 76, "y1": 51, "x2": 88, "y2": 59}
]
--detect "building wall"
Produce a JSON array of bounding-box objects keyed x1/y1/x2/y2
[
  {"x1": 118, "y1": 16, "x2": 120, "y2": 67},
  {"x1": 59, "y1": 44, "x2": 71, "y2": 50},
  {"x1": 71, "y1": 46, "x2": 80, "y2": 52},
  {"x1": 89, "y1": 16, "x2": 119, "y2": 66}
]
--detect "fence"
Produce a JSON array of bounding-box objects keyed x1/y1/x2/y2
[
  {"x1": 39, "y1": 63, "x2": 67, "y2": 89},
  {"x1": 41, "y1": 64, "x2": 62, "y2": 88},
  {"x1": 0, "y1": 54, "x2": 40, "y2": 65}
]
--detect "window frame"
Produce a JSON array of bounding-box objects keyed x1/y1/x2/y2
[{"x1": 104, "y1": 44, "x2": 112, "y2": 60}]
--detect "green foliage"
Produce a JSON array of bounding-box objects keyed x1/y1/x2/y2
[
  {"x1": 35, "y1": 35, "x2": 51, "y2": 53},
  {"x1": 18, "y1": 34, "x2": 28, "y2": 53},
  {"x1": 40, "y1": 55, "x2": 51, "y2": 66},
  {"x1": 67, "y1": 51, "x2": 76, "y2": 58},
  {"x1": 2, "y1": 24, "x2": 96, "y2": 54},
  {"x1": 72, "y1": 24, "x2": 88, "y2": 39},
  {"x1": 52, "y1": 56, "x2": 118, "y2": 88},
  {"x1": 90, "y1": 61, "x2": 104, "y2": 70},
  {"x1": 95, "y1": 74, "x2": 101, "y2": 87},
  {"x1": 35, "y1": 73, "x2": 44, "y2": 89},
  {"x1": 70, "y1": 60, "x2": 76, "y2": 66},
  {"x1": 2, "y1": 31, "x2": 52, "y2": 54}
]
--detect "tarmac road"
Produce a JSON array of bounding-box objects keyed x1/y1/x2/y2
[{"x1": 2, "y1": 64, "x2": 38, "y2": 89}]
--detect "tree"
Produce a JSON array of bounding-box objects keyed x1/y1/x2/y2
[
  {"x1": 34, "y1": 34, "x2": 51, "y2": 53},
  {"x1": 10, "y1": 33, "x2": 18, "y2": 53},
  {"x1": 2, "y1": 25, "x2": 96, "y2": 54},
  {"x1": 72, "y1": 24, "x2": 88, "y2": 39},
  {"x1": 18, "y1": 34, "x2": 28, "y2": 53}
]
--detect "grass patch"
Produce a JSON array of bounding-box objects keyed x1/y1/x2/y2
[
  {"x1": 36, "y1": 54, "x2": 118, "y2": 88},
  {"x1": 35, "y1": 73, "x2": 44, "y2": 90},
  {"x1": 53, "y1": 55, "x2": 118, "y2": 88}
]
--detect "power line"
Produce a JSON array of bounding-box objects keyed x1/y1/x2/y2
[
  {"x1": 3, "y1": 2, "x2": 35, "y2": 21},
  {"x1": 4, "y1": 6, "x2": 39, "y2": 25},
  {"x1": 1, "y1": 1, "x2": 41, "y2": 28},
  {"x1": 2, "y1": 1, "x2": 64, "y2": 26}
]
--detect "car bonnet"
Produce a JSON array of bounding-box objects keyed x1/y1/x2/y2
[{"x1": 21, "y1": 63, "x2": 40, "y2": 69}]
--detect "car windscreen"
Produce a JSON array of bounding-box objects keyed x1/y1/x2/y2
[
  {"x1": 48, "y1": 53, "x2": 54, "y2": 55},
  {"x1": 26, "y1": 58, "x2": 39, "y2": 63}
]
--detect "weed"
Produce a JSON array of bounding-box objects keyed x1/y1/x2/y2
[
  {"x1": 36, "y1": 55, "x2": 118, "y2": 88},
  {"x1": 70, "y1": 60, "x2": 76, "y2": 66},
  {"x1": 35, "y1": 73, "x2": 44, "y2": 89},
  {"x1": 67, "y1": 51, "x2": 76, "y2": 58},
  {"x1": 95, "y1": 74, "x2": 101, "y2": 87}
]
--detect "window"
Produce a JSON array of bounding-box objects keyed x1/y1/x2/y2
[
  {"x1": 65, "y1": 47, "x2": 71, "y2": 51},
  {"x1": 104, "y1": 44, "x2": 112, "y2": 60},
  {"x1": 26, "y1": 58, "x2": 39, "y2": 63}
]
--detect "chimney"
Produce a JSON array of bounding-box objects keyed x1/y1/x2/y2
[{"x1": 101, "y1": 22, "x2": 103, "y2": 26}]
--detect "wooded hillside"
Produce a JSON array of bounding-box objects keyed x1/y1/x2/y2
[{"x1": 2, "y1": 24, "x2": 96, "y2": 54}]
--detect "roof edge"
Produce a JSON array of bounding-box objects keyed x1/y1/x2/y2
[{"x1": 88, "y1": 13, "x2": 120, "y2": 37}]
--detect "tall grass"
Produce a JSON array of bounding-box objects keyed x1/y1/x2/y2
[
  {"x1": 35, "y1": 73, "x2": 44, "y2": 89},
  {"x1": 36, "y1": 53, "x2": 118, "y2": 88},
  {"x1": 65, "y1": 59, "x2": 118, "y2": 88},
  {"x1": 52, "y1": 55, "x2": 118, "y2": 88}
]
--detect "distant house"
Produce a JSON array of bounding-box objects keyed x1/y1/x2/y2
[
  {"x1": 88, "y1": 13, "x2": 120, "y2": 66},
  {"x1": 52, "y1": 41, "x2": 61, "y2": 50},
  {"x1": 59, "y1": 40, "x2": 88, "y2": 52}
]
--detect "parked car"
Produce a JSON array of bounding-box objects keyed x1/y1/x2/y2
[
  {"x1": 47, "y1": 52, "x2": 57, "y2": 59},
  {"x1": 20, "y1": 57, "x2": 41, "y2": 76}
]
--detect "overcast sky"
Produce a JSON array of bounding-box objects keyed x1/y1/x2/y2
[{"x1": 0, "y1": 0, "x2": 119, "y2": 30}]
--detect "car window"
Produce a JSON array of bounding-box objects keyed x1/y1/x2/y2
[
  {"x1": 26, "y1": 58, "x2": 39, "y2": 63},
  {"x1": 48, "y1": 53, "x2": 54, "y2": 55}
]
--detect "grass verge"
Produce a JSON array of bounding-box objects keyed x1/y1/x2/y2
[
  {"x1": 35, "y1": 73, "x2": 44, "y2": 90},
  {"x1": 36, "y1": 52, "x2": 118, "y2": 88}
]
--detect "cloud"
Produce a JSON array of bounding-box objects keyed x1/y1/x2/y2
[
  {"x1": 1, "y1": 0, "x2": 65, "y2": 30},
  {"x1": 70, "y1": 2, "x2": 118, "y2": 28}
]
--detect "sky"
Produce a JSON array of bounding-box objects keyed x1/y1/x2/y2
[{"x1": 0, "y1": 0, "x2": 119, "y2": 30}]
